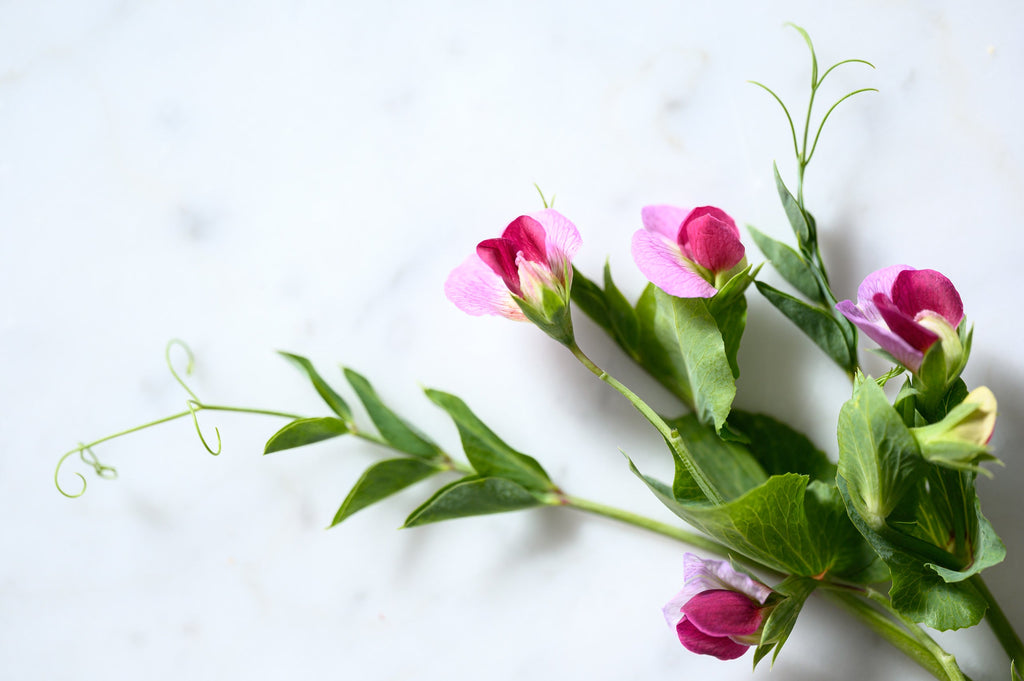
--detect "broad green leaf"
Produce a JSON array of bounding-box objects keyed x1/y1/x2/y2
[
  {"x1": 756, "y1": 281, "x2": 854, "y2": 372},
  {"x1": 569, "y1": 266, "x2": 614, "y2": 334},
  {"x1": 264, "y1": 417, "x2": 350, "y2": 454},
  {"x1": 425, "y1": 389, "x2": 553, "y2": 492},
  {"x1": 753, "y1": 576, "x2": 817, "y2": 669},
  {"x1": 632, "y1": 456, "x2": 864, "y2": 579},
  {"x1": 727, "y1": 411, "x2": 836, "y2": 482},
  {"x1": 343, "y1": 368, "x2": 443, "y2": 460},
  {"x1": 926, "y1": 500, "x2": 1005, "y2": 584},
  {"x1": 279, "y1": 352, "x2": 353, "y2": 421},
  {"x1": 330, "y1": 458, "x2": 444, "y2": 526},
  {"x1": 747, "y1": 225, "x2": 822, "y2": 303},
  {"x1": 402, "y1": 476, "x2": 543, "y2": 527},
  {"x1": 603, "y1": 262, "x2": 640, "y2": 353},
  {"x1": 667, "y1": 414, "x2": 767, "y2": 501},
  {"x1": 639, "y1": 288, "x2": 736, "y2": 431},
  {"x1": 837, "y1": 375, "x2": 923, "y2": 524},
  {"x1": 634, "y1": 285, "x2": 692, "y2": 405},
  {"x1": 774, "y1": 163, "x2": 812, "y2": 248}
]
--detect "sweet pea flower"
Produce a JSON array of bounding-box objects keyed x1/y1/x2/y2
[
  {"x1": 912, "y1": 386, "x2": 999, "y2": 470},
  {"x1": 444, "y1": 209, "x2": 581, "y2": 342},
  {"x1": 632, "y1": 205, "x2": 747, "y2": 298},
  {"x1": 663, "y1": 553, "x2": 773, "y2": 661},
  {"x1": 836, "y1": 265, "x2": 964, "y2": 373}
]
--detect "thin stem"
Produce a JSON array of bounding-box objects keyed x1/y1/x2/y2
[
  {"x1": 566, "y1": 342, "x2": 723, "y2": 505},
  {"x1": 865, "y1": 589, "x2": 967, "y2": 681},
  {"x1": 823, "y1": 590, "x2": 954, "y2": 681},
  {"x1": 971, "y1": 575, "x2": 1024, "y2": 670}
]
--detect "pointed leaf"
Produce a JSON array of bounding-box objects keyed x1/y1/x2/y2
[
  {"x1": 705, "y1": 267, "x2": 755, "y2": 379},
  {"x1": 727, "y1": 411, "x2": 836, "y2": 482},
  {"x1": 279, "y1": 352, "x2": 352, "y2": 421},
  {"x1": 667, "y1": 414, "x2": 766, "y2": 501},
  {"x1": 264, "y1": 417, "x2": 350, "y2": 454},
  {"x1": 753, "y1": 576, "x2": 817, "y2": 669},
  {"x1": 425, "y1": 389, "x2": 553, "y2": 492},
  {"x1": 343, "y1": 368, "x2": 442, "y2": 460},
  {"x1": 756, "y1": 281, "x2": 854, "y2": 372},
  {"x1": 603, "y1": 262, "x2": 640, "y2": 352},
  {"x1": 773, "y1": 164, "x2": 812, "y2": 248},
  {"x1": 403, "y1": 476, "x2": 543, "y2": 527},
  {"x1": 569, "y1": 266, "x2": 614, "y2": 335},
  {"x1": 747, "y1": 225, "x2": 822, "y2": 302},
  {"x1": 330, "y1": 458, "x2": 444, "y2": 526}
]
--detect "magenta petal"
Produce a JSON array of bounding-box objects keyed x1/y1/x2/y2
[
  {"x1": 676, "y1": 618, "x2": 750, "y2": 661},
  {"x1": 682, "y1": 590, "x2": 763, "y2": 637},
  {"x1": 683, "y1": 211, "x2": 745, "y2": 273},
  {"x1": 501, "y1": 216, "x2": 547, "y2": 263},
  {"x1": 444, "y1": 254, "x2": 525, "y2": 320},
  {"x1": 681, "y1": 206, "x2": 740, "y2": 241},
  {"x1": 477, "y1": 238, "x2": 523, "y2": 296},
  {"x1": 891, "y1": 269, "x2": 964, "y2": 328},
  {"x1": 855, "y1": 264, "x2": 913, "y2": 324},
  {"x1": 874, "y1": 293, "x2": 940, "y2": 353},
  {"x1": 631, "y1": 230, "x2": 717, "y2": 298},
  {"x1": 837, "y1": 299, "x2": 925, "y2": 371},
  {"x1": 641, "y1": 205, "x2": 690, "y2": 240}
]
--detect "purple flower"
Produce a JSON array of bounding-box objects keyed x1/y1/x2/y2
[
  {"x1": 444, "y1": 209, "x2": 581, "y2": 321},
  {"x1": 663, "y1": 554, "x2": 772, "y2": 661},
  {"x1": 632, "y1": 205, "x2": 747, "y2": 298},
  {"x1": 836, "y1": 265, "x2": 964, "y2": 372}
]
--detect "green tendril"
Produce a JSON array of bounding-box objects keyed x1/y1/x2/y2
[
  {"x1": 748, "y1": 80, "x2": 800, "y2": 162},
  {"x1": 187, "y1": 400, "x2": 222, "y2": 455},
  {"x1": 805, "y1": 87, "x2": 878, "y2": 164},
  {"x1": 533, "y1": 183, "x2": 555, "y2": 209},
  {"x1": 166, "y1": 338, "x2": 201, "y2": 402}
]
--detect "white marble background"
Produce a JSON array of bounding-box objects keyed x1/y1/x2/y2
[{"x1": 3, "y1": 1, "x2": 1023, "y2": 679}]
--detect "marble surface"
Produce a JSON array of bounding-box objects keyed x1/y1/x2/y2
[{"x1": 4, "y1": 1, "x2": 1024, "y2": 679}]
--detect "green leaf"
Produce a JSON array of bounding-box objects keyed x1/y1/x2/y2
[
  {"x1": 667, "y1": 414, "x2": 767, "y2": 501},
  {"x1": 756, "y1": 281, "x2": 854, "y2": 373},
  {"x1": 330, "y1": 458, "x2": 444, "y2": 526},
  {"x1": 727, "y1": 411, "x2": 836, "y2": 482},
  {"x1": 747, "y1": 225, "x2": 823, "y2": 303},
  {"x1": 264, "y1": 417, "x2": 350, "y2": 454},
  {"x1": 632, "y1": 456, "x2": 864, "y2": 579},
  {"x1": 837, "y1": 374, "x2": 923, "y2": 524},
  {"x1": 425, "y1": 389, "x2": 553, "y2": 492},
  {"x1": 569, "y1": 266, "x2": 614, "y2": 335},
  {"x1": 279, "y1": 352, "x2": 353, "y2": 421},
  {"x1": 706, "y1": 266, "x2": 756, "y2": 379},
  {"x1": 343, "y1": 368, "x2": 443, "y2": 460},
  {"x1": 403, "y1": 476, "x2": 543, "y2": 527},
  {"x1": 637, "y1": 288, "x2": 736, "y2": 431},
  {"x1": 603, "y1": 261, "x2": 640, "y2": 353},
  {"x1": 753, "y1": 576, "x2": 817, "y2": 669},
  {"x1": 774, "y1": 163, "x2": 812, "y2": 248}
]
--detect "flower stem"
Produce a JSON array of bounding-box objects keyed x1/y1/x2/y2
[
  {"x1": 971, "y1": 574, "x2": 1024, "y2": 670},
  {"x1": 566, "y1": 342, "x2": 724, "y2": 505}
]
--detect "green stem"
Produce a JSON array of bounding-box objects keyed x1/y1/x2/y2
[
  {"x1": 566, "y1": 342, "x2": 723, "y2": 505},
  {"x1": 971, "y1": 575, "x2": 1024, "y2": 670},
  {"x1": 823, "y1": 590, "x2": 956, "y2": 681},
  {"x1": 864, "y1": 589, "x2": 967, "y2": 681}
]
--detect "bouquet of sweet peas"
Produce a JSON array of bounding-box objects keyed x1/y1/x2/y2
[{"x1": 57, "y1": 27, "x2": 1021, "y2": 680}]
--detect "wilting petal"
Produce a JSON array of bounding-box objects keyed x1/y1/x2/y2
[
  {"x1": 529, "y1": 209, "x2": 582, "y2": 270},
  {"x1": 680, "y1": 554, "x2": 772, "y2": 604},
  {"x1": 682, "y1": 589, "x2": 763, "y2": 637},
  {"x1": 632, "y1": 231, "x2": 717, "y2": 298},
  {"x1": 675, "y1": 619, "x2": 750, "y2": 661},
  {"x1": 891, "y1": 269, "x2": 964, "y2": 328},
  {"x1": 837, "y1": 298, "x2": 924, "y2": 370},
  {"x1": 641, "y1": 205, "x2": 689, "y2": 240},
  {"x1": 682, "y1": 207, "x2": 745, "y2": 273},
  {"x1": 444, "y1": 253, "x2": 525, "y2": 320}
]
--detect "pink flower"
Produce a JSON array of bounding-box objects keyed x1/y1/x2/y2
[
  {"x1": 444, "y1": 209, "x2": 581, "y2": 321},
  {"x1": 836, "y1": 265, "x2": 964, "y2": 373},
  {"x1": 663, "y1": 553, "x2": 773, "y2": 661},
  {"x1": 632, "y1": 205, "x2": 747, "y2": 298}
]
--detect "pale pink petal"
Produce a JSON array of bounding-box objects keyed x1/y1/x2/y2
[
  {"x1": 682, "y1": 590, "x2": 763, "y2": 637},
  {"x1": 837, "y1": 299, "x2": 924, "y2": 370},
  {"x1": 891, "y1": 269, "x2": 964, "y2": 328},
  {"x1": 676, "y1": 619, "x2": 750, "y2": 660},
  {"x1": 855, "y1": 265, "x2": 913, "y2": 324},
  {"x1": 528, "y1": 208, "x2": 582, "y2": 266},
  {"x1": 632, "y1": 230, "x2": 717, "y2": 298},
  {"x1": 641, "y1": 205, "x2": 690, "y2": 240},
  {"x1": 444, "y1": 253, "x2": 525, "y2": 320},
  {"x1": 681, "y1": 554, "x2": 772, "y2": 604}
]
